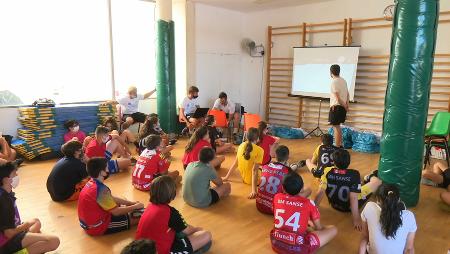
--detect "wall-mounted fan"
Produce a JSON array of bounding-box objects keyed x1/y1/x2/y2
[{"x1": 241, "y1": 38, "x2": 265, "y2": 57}]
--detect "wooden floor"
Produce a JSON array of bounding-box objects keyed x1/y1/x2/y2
[{"x1": 14, "y1": 137, "x2": 450, "y2": 254}]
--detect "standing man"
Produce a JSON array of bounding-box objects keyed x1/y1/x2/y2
[
  {"x1": 212, "y1": 92, "x2": 240, "y2": 136},
  {"x1": 328, "y1": 64, "x2": 349, "y2": 148}
]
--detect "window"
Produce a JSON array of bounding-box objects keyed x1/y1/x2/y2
[
  {"x1": 0, "y1": 0, "x2": 156, "y2": 106},
  {"x1": 111, "y1": 0, "x2": 156, "y2": 99}
]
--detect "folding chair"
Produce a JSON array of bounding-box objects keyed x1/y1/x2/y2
[
  {"x1": 424, "y1": 112, "x2": 450, "y2": 168},
  {"x1": 242, "y1": 113, "x2": 261, "y2": 141}
]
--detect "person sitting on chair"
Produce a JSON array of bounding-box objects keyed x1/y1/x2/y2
[
  {"x1": 179, "y1": 86, "x2": 201, "y2": 135},
  {"x1": 103, "y1": 86, "x2": 156, "y2": 130},
  {"x1": 212, "y1": 92, "x2": 240, "y2": 136}
]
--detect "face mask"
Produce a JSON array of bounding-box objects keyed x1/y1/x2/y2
[
  {"x1": 102, "y1": 136, "x2": 109, "y2": 144},
  {"x1": 72, "y1": 126, "x2": 80, "y2": 132},
  {"x1": 11, "y1": 176, "x2": 19, "y2": 189},
  {"x1": 193, "y1": 95, "x2": 198, "y2": 99}
]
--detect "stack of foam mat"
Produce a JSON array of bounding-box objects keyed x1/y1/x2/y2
[
  {"x1": 271, "y1": 125, "x2": 305, "y2": 139},
  {"x1": 352, "y1": 131, "x2": 380, "y2": 154},
  {"x1": 12, "y1": 104, "x2": 116, "y2": 160},
  {"x1": 328, "y1": 126, "x2": 354, "y2": 149}
]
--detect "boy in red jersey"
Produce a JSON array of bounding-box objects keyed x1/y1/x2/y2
[
  {"x1": 271, "y1": 172, "x2": 337, "y2": 254},
  {"x1": 84, "y1": 126, "x2": 131, "y2": 174},
  {"x1": 132, "y1": 135, "x2": 181, "y2": 191},
  {"x1": 78, "y1": 158, "x2": 144, "y2": 236},
  {"x1": 136, "y1": 176, "x2": 212, "y2": 254},
  {"x1": 314, "y1": 149, "x2": 381, "y2": 231},
  {"x1": 257, "y1": 145, "x2": 311, "y2": 214}
]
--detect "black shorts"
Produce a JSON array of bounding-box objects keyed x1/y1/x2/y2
[
  {"x1": 123, "y1": 112, "x2": 147, "y2": 123},
  {"x1": 1, "y1": 231, "x2": 26, "y2": 253},
  {"x1": 170, "y1": 235, "x2": 194, "y2": 254},
  {"x1": 328, "y1": 105, "x2": 347, "y2": 125},
  {"x1": 210, "y1": 189, "x2": 220, "y2": 205},
  {"x1": 104, "y1": 214, "x2": 130, "y2": 235},
  {"x1": 439, "y1": 168, "x2": 450, "y2": 189}
]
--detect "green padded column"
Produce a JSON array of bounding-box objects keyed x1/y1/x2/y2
[
  {"x1": 156, "y1": 19, "x2": 177, "y2": 133},
  {"x1": 378, "y1": 0, "x2": 439, "y2": 206}
]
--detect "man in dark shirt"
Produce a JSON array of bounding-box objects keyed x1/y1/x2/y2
[{"x1": 47, "y1": 141, "x2": 88, "y2": 202}]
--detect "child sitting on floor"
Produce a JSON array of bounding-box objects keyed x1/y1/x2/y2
[
  {"x1": 421, "y1": 161, "x2": 450, "y2": 208},
  {"x1": 138, "y1": 114, "x2": 174, "y2": 155},
  {"x1": 256, "y1": 145, "x2": 311, "y2": 214},
  {"x1": 136, "y1": 175, "x2": 212, "y2": 254},
  {"x1": 103, "y1": 116, "x2": 137, "y2": 146},
  {"x1": 257, "y1": 121, "x2": 279, "y2": 165},
  {"x1": 314, "y1": 149, "x2": 381, "y2": 231},
  {"x1": 223, "y1": 127, "x2": 263, "y2": 199},
  {"x1": 121, "y1": 239, "x2": 156, "y2": 254},
  {"x1": 78, "y1": 158, "x2": 144, "y2": 236},
  {"x1": 46, "y1": 141, "x2": 89, "y2": 202},
  {"x1": 63, "y1": 119, "x2": 87, "y2": 143},
  {"x1": 183, "y1": 147, "x2": 231, "y2": 208},
  {"x1": 270, "y1": 172, "x2": 337, "y2": 254},
  {"x1": 306, "y1": 134, "x2": 338, "y2": 178},
  {"x1": 0, "y1": 162, "x2": 60, "y2": 254},
  {"x1": 203, "y1": 115, "x2": 234, "y2": 154},
  {"x1": 132, "y1": 135, "x2": 181, "y2": 191},
  {"x1": 359, "y1": 183, "x2": 416, "y2": 254},
  {"x1": 84, "y1": 126, "x2": 131, "y2": 174},
  {"x1": 182, "y1": 126, "x2": 225, "y2": 169}
]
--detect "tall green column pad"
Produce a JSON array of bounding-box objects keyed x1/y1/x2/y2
[
  {"x1": 156, "y1": 19, "x2": 177, "y2": 133},
  {"x1": 379, "y1": 0, "x2": 439, "y2": 206}
]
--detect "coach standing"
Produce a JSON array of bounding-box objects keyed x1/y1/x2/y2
[{"x1": 328, "y1": 64, "x2": 349, "y2": 148}]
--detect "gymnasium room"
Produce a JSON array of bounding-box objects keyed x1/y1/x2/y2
[{"x1": 0, "y1": 0, "x2": 449, "y2": 253}]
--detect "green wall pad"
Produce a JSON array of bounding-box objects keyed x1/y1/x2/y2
[
  {"x1": 156, "y1": 19, "x2": 177, "y2": 133},
  {"x1": 378, "y1": 0, "x2": 439, "y2": 206}
]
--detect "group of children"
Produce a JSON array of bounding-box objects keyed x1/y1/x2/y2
[{"x1": 1, "y1": 86, "x2": 448, "y2": 254}]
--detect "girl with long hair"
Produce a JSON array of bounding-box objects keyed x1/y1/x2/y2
[
  {"x1": 359, "y1": 183, "x2": 417, "y2": 254},
  {"x1": 203, "y1": 115, "x2": 234, "y2": 154},
  {"x1": 257, "y1": 121, "x2": 279, "y2": 165},
  {"x1": 138, "y1": 114, "x2": 174, "y2": 155},
  {"x1": 223, "y1": 128, "x2": 263, "y2": 199},
  {"x1": 182, "y1": 126, "x2": 225, "y2": 169}
]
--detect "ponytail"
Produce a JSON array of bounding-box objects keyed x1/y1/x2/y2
[
  {"x1": 377, "y1": 184, "x2": 405, "y2": 239},
  {"x1": 185, "y1": 126, "x2": 208, "y2": 153},
  {"x1": 244, "y1": 128, "x2": 259, "y2": 160},
  {"x1": 257, "y1": 121, "x2": 267, "y2": 145}
]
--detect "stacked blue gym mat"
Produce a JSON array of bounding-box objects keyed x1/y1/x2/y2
[
  {"x1": 12, "y1": 104, "x2": 116, "y2": 160},
  {"x1": 328, "y1": 127, "x2": 380, "y2": 153}
]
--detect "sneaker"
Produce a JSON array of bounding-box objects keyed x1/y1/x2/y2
[
  {"x1": 181, "y1": 127, "x2": 189, "y2": 136},
  {"x1": 290, "y1": 160, "x2": 306, "y2": 171},
  {"x1": 13, "y1": 158, "x2": 24, "y2": 167},
  {"x1": 421, "y1": 177, "x2": 437, "y2": 187},
  {"x1": 363, "y1": 170, "x2": 378, "y2": 184},
  {"x1": 130, "y1": 208, "x2": 145, "y2": 218},
  {"x1": 168, "y1": 139, "x2": 177, "y2": 145}
]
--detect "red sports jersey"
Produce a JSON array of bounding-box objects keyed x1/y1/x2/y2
[
  {"x1": 136, "y1": 204, "x2": 175, "y2": 254},
  {"x1": 77, "y1": 179, "x2": 117, "y2": 236},
  {"x1": 85, "y1": 138, "x2": 106, "y2": 159},
  {"x1": 259, "y1": 134, "x2": 277, "y2": 165},
  {"x1": 182, "y1": 139, "x2": 212, "y2": 166},
  {"x1": 270, "y1": 193, "x2": 321, "y2": 254},
  {"x1": 256, "y1": 162, "x2": 290, "y2": 214},
  {"x1": 132, "y1": 149, "x2": 170, "y2": 191}
]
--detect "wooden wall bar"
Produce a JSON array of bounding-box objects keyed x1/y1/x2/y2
[{"x1": 265, "y1": 11, "x2": 450, "y2": 132}]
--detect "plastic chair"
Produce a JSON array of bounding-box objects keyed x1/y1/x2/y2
[
  {"x1": 208, "y1": 109, "x2": 230, "y2": 141},
  {"x1": 424, "y1": 112, "x2": 450, "y2": 168},
  {"x1": 242, "y1": 113, "x2": 261, "y2": 141}
]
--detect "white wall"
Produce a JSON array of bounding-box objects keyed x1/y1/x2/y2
[
  {"x1": 189, "y1": 0, "x2": 450, "y2": 118},
  {"x1": 188, "y1": 3, "x2": 265, "y2": 114},
  {"x1": 0, "y1": 108, "x2": 20, "y2": 137}
]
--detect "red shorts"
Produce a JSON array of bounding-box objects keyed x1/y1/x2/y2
[{"x1": 270, "y1": 229, "x2": 320, "y2": 254}]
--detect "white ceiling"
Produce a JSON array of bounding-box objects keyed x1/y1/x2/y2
[{"x1": 191, "y1": 0, "x2": 334, "y2": 12}]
